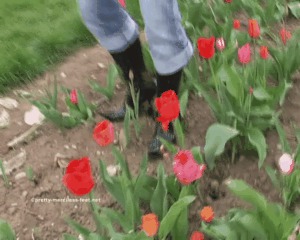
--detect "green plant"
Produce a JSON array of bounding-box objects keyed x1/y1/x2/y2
[
  {"x1": 0, "y1": 219, "x2": 16, "y2": 240},
  {"x1": 89, "y1": 64, "x2": 118, "y2": 100},
  {"x1": 201, "y1": 180, "x2": 300, "y2": 240},
  {"x1": 0, "y1": 160, "x2": 9, "y2": 188}
]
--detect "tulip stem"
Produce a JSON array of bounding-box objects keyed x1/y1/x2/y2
[
  {"x1": 208, "y1": 60, "x2": 221, "y2": 105},
  {"x1": 89, "y1": 191, "x2": 105, "y2": 235},
  {"x1": 231, "y1": 119, "x2": 237, "y2": 164}
]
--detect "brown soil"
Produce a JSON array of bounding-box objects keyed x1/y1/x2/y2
[{"x1": 0, "y1": 23, "x2": 300, "y2": 239}]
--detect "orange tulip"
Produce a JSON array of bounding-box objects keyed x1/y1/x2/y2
[
  {"x1": 200, "y1": 206, "x2": 214, "y2": 223},
  {"x1": 141, "y1": 213, "x2": 159, "y2": 237}
]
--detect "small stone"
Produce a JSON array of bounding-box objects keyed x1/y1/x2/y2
[
  {"x1": 277, "y1": 144, "x2": 282, "y2": 150},
  {"x1": 24, "y1": 106, "x2": 45, "y2": 126},
  {"x1": 0, "y1": 108, "x2": 10, "y2": 128},
  {"x1": 37, "y1": 215, "x2": 44, "y2": 221},
  {"x1": 113, "y1": 139, "x2": 118, "y2": 145},
  {"x1": 8, "y1": 207, "x2": 17, "y2": 215},
  {"x1": 71, "y1": 144, "x2": 77, "y2": 150},
  {"x1": 22, "y1": 191, "x2": 28, "y2": 198},
  {"x1": 97, "y1": 63, "x2": 105, "y2": 69},
  {"x1": 74, "y1": 205, "x2": 78, "y2": 209},
  {"x1": 11, "y1": 203, "x2": 18, "y2": 207},
  {"x1": 91, "y1": 74, "x2": 96, "y2": 80},
  {"x1": 116, "y1": 84, "x2": 121, "y2": 90},
  {"x1": 83, "y1": 54, "x2": 87, "y2": 58},
  {"x1": 0, "y1": 98, "x2": 18, "y2": 109},
  {"x1": 205, "y1": 196, "x2": 213, "y2": 204},
  {"x1": 96, "y1": 151, "x2": 101, "y2": 156},
  {"x1": 23, "y1": 228, "x2": 28, "y2": 233},
  {"x1": 15, "y1": 172, "x2": 26, "y2": 181},
  {"x1": 14, "y1": 90, "x2": 31, "y2": 98},
  {"x1": 60, "y1": 72, "x2": 67, "y2": 78},
  {"x1": 199, "y1": 66, "x2": 203, "y2": 72},
  {"x1": 64, "y1": 145, "x2": 70, "y2": 150},
  {"x1": 107, "y1": 165, "x2": 121, "y2": 177}
]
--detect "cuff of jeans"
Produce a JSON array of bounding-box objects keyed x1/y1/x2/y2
[
  {"x1": 103, "y1": 21, "x2": 139, "y2": 53},
  {"x1": 155, "y1": 40, "x2": 194, "y2": 75}
]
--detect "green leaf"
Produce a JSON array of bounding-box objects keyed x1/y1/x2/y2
[
  {"x1": 64, "y1": 217, "x2": 92, "y2": 237},
  {"x1": 88, "y1": 233, "x2": 106, "y2": 240},
  {"x1": 253, "y1": 87, "x2": 272, "y2": 100},
  {"x1": 112, "y1": 146, "x2": 131, "y2": 180},
  {"x1": 288, "y1": 2, "x2": 300, "y2": 18},
  {"x1": 227, "y1": 180, "x2": 267, "y2": 211},
  {"x1": 174, "y1": 118, "x2": 185, "y2": 148},
  {"x1": 274, "y1": 116, "x2": 292, "y2": 153},
  {"x1": 238, "y1": 213, "x2": 268, "y2": 239},
  {"x1": 191, "y1": 146, "x2": 204, "y2": 164},
  {"x1": 107, "y1": 64, "x2": 118, "y2": 93},
  {"x1": 99, "y1": 160, "x2": 126, "y2": 208},
  {"x1": 247, "y1": 127, "x2": 267, "y2": 168},
  {"x1": 0, "y1": 219, "x2": 15, "y2": 240},
  {"x1": 265, "y1": 166, "x2": 281, "y2": 190},
  {"x1": 62, "y1": 234, "x2": 78, "y2": 240},
  {"x1": 179, "y1": 89, "x2": 189, "y2": 117},
  {"x1": 101, "y1": 208, "x2": 131, "y2": 233},
  {"x1": 77, "y1": 90, "x2": 88, "y2": 115},
  {"x1": 171, "y1": 207, "x2": 189, "y2": 240},
  {"x1": 166, "y1": 176, "x2": 180, "y2": 201},
  {"x1": 124, "y1": 105, "x2": 131, "y2": 147},
  {"x1": 158, "y1": 196, "x2": 196, "y2": 239},
  {"x1": 150, "y1": 164, "x2": 168, "y2": 220},
  {"x1": 217, "y1": 65, "x2": 243, "y2": 102},
  {"x1": 158, "y1": 137, "x2": 177, "y2": 154},
  {"x1": 125, "y1": 187, "x2": 136, "y2": 231},
  {"x1": 204, "y1": 124, "x2": 239, "y2": 169}
]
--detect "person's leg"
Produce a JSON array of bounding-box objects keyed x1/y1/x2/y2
[
  {"x1": 78, "y1": 0, "x2": 156, "y2": 121},
  {"x1": 139, "y1": 0, "x2": 194, "y2": 156}
]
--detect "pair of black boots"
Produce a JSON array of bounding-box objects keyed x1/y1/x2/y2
[{"x1": 101, "y1": 37, "x2": 182, "y2": 157}]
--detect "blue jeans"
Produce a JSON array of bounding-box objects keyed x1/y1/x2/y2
[{"x1": 77, "y1": 0, "x2": 194, "y2": 75}]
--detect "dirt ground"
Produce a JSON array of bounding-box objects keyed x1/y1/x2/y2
[{"x1": 0, "y1": 22, "x2": 300, "y2": 239}]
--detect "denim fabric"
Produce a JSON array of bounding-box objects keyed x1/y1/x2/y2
[{"x1": 78, "y1": 0, "x2": 194, "y2": 75}]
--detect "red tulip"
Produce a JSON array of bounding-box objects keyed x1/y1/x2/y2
[
  {"x1": 70, "y1": 89, "x2": 78, "y2": 104},
  {"x1": 118, "y1": 0, "x2": 126, "y2": 8},
  {"x1": 155, "y1": 90, "x2": 180, "y2": 131},
  {"x1": 280, "y1": 28, "x2": 292, "y2": 45},
  {"x1": 190, "y1": 231, "x2": 205, "y2": 240},
  {"x1": 224, "y1": 0, "x2": 232, "y2": 2},
  {"x1": 93, "y1": 120, "x2": 114, "y2": 146},
  {"x1": 233, "y1": 20, "x2": 241, "y2": 29},
  {"x1": 249, "y1": 87, "x2": 254, "y2": 95},
  {"x1": 248, "y1": 19, "x2": 260, "y2": 38},
  {"x1": 260, "y1": 46, "x2": 269, "y2": 59},
  {"x1": 173, "y1": 150, "x2": 206, "y2": 185},
  {"x1": 216, "y1": 38, "x2": 225, "y2": 51},
  {"x1": 197, "y1": 37, "x2": 215, "y2": 59},
  {"x1": 238, "y1": 43, "x2": 251, "y2": 64},
  {"x1": 63, "y1": 157, "x2": 95, "y2": 196}
]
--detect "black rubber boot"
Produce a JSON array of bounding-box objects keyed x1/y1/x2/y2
[
  {"x1": 100, "y1": 38, "x2": 156, "y2": 122},
  {"x1": 148, "y1": 69, "x2": 182, "y2": 158}
]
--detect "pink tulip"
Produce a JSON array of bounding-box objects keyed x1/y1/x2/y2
[
  {"x1": 118, "y1": 0, "x2": 126, "y2": 8},
  {"x1": 278, "y1": 153, "x2": 294, "y2": 175},
  {"x1": 238, "y1": 43, "x2": 251, "y2": 64},
  {"x1": 173, "y1": 150, "x2": 206, "y2": 185},
  {"x1": 216, "y1": 38, "x2": 225, "y2": 51},
  {"x1": 70, "y1": 89, "x2": 78, "y2": 104}
]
